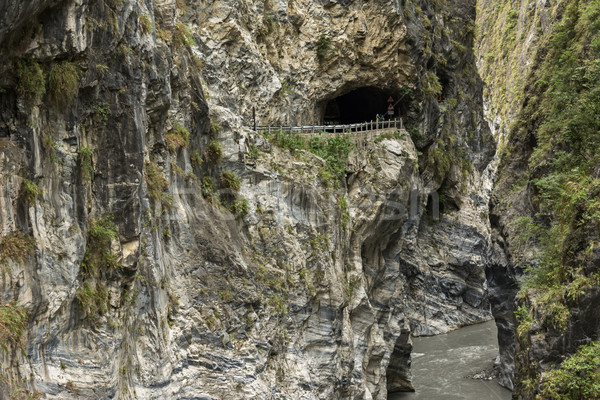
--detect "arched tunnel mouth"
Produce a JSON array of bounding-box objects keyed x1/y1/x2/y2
[{"x1": 320, "y1": 86, "x2": 410, "y2": 125}]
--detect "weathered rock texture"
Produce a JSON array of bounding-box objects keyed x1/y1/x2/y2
[
  {"x1": 0, "y1": 0, "x2": 495, "y2": 399},
  {"x1": 475, "y1": 0, "x2": 568, "y2": 389},
  {"x1": 476, "y1": 0, "x2": 600, "y2": 394}
]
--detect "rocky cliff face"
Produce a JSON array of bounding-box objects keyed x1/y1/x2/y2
[
  {"x1": 477, "y1": 0, "x2": 600, "y2": 395},
  {"x1": 0, "y1": 0, "x2": 495, "y2": 399},
  {"x1": 475, "y1": 0, "x2": 566, "y2": 389}
]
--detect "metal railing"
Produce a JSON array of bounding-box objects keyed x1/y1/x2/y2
[{"x1": 250, "y1": 119, "x2": 404, "y2": 135}]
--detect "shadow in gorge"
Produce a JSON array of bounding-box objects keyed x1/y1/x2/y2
[
  {"x1": 386, "y1": 328, "x2": 414, "y2": 394},
  {"x1": 388, "y1": 321, "x2": 511, "y2": 400}
]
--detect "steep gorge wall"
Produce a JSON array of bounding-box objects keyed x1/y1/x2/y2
[
  {"x1": 0, "y1": 0, "x2": 495, "y2": 399},
  {"x1": 475, "y1": 0, "x2": 567, "y2": 389},
  {"x1": 477, "y1": 0, "x2": 600, "y2": 395}
]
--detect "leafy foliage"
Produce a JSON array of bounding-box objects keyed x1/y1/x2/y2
[
  {"x1": 262, "y1": 130, "x2": 352, "y2": 185},
  {"x1": 514, "y1": 304, "x2": 533, "y2": 341},
  {"x1": 422, "y1": 70, "x2": 443, "y2": 98},
  {"x1": 201, "y1": 176, "x2": 215, "y2": 202},
  {"x1": 426, "y1": 138, "x2": 471, "y2": 181},
  {"x1": 406, "y1": 124, "x2": 424, "y2": 143},
  {"x1": 510, "y1": 0, "x2": 600, "y2": 293},
  {"x1": 308, "y1": 135, "x2": 352, "y2": 181},
  {"x1": 77, "y1": 216, "x2": 120, "y2": 320},
  {"x1": 139, "y1": 14, "x2": 152, "y2": 34},
  {"x1": 42, "y1": 133, "x2": 59, "y2": 163},
  {"x1": 165, "y1": 122, "x2": 190, "y2": 153},
  {"x1": 76, "y1": 282, "x2": 109, "y2": 319},
  {"x1": 173, "y1": 22, "x2": 195, "y2": 49},
  {"x1": 538, "y1": 341, "x2": 600, "y2": 399},
  {"x1": 145, "y1": 162, "x2": 171, "y2": 207},
  {"x1": 191, "y1": 150, "x2": 202, "y2": 169},
  {"x1": 337, "y1": 195, "x2": 350, "y2": 229},
  {"x1": 316, "y1": 36, "x2": 332, "y2": 62},
  {"x1": 374, "y1": 130, "x2": 404, "y2": 144},
  {"x1": 210, "y1": 121, "x2": 221, "y2": 136},
  {"x1": 503, "y1": 1, "x2": 600, "y2": 393},
  {"x1": 231, "y1": 197, "x2": 249, "y2": 218},
  {"x1": 21, "y1": 179, "x2": 42, "y2": 203}
]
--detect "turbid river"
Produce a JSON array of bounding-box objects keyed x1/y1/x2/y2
[{"x1": 389, "y1": 320, "x2": 512, "y2": 400}]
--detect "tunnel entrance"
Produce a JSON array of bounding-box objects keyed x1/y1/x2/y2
[{"x1": 322, "y1": 86, "x2": 401, "y2": 125}]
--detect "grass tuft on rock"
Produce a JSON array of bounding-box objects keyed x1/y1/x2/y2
[
  {"x1": 165, "y1": 122, "x2": 190, "y2": 153},
  {"x1": 206, "y1": 141, "x2": 224, "y2": 164},
  {"x1": 16, "y1": 58, "x2": 45, "y2": 104},
  {"x1": 0, "y1": 302, "x2": 27, "y2": 352},
  {"x1": 191, "y1": 150, "x2": 202, "y2": 169},
  {"x1": 76, "y1": 281, "x2": 109, "y2": 319},
  {"x1": 81, "y1": 216, "x2": 120, "y2": 278},
  {"x1": 48, "y1": 61, "x2": 80, "y2": 107},
  {"x1": 201, "y1": 176, "x2": 216, "y2": 202},
  {"x1": 261, "y1": 130, "x2": 352, "y2": 185},
  {"x1": 231, "y1": 197, "x2": 249, "y2": 218},
  {"x1": 0, "y1": 232, "x2": 35, "y2": 265},
  {"x1": 221, "y1": 170, "x2": 241, "y2": 192},
  {"x1": 21, "y1": 179, "x2": 42, "y2": 203},
  {"x1": 145, "y1": 162, "x2": 172, "y2": 207},
  {"x1": 173, "y1": 22, "x2": 195, "y2": 49}
]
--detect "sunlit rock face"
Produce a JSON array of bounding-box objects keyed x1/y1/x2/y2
[{"x1": 0, "y1": 0, "x2": 495, "y2": 398}]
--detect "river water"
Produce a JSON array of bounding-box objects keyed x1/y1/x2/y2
[{"x1": 389, "y1": 320, "x2": 512, "y2": 400}]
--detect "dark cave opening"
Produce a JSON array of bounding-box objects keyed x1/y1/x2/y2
[
  {"x1": 439, "y1": 72, "x2": 452, "y2": 100},
  {"x1": 322, "y1": 86, "x2": 407, "y2": 125}
]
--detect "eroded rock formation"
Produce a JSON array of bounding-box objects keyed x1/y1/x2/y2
[
  {"x1": 0, "y1": 0, "x2": 496, "y2": 398},
  {"x1": 477, "y1": 0, "x2": 600, "y2": 395}
]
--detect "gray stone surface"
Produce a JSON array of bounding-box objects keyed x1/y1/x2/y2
[{"x1": 0, "y1": 0, "x2": 496, "y2": 399}]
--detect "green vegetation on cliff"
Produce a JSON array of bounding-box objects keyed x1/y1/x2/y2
[
  {"x1": 538, "y1": 341, "x2": 600, "y2": 399},
  {"x1": 78, "y1": 147, "x2": 94, "y2": 181},
  {"x1": 0, "y1": 233, "x2": 35, "y2": 265},
  {"x1": 20, "y1": 179, "x2": 42, "y2": 203},
  {"x1": 261, "y1": 130, "x2": 352, "y2": 185},
  {"x1": 77, "y1": 216, "x2": 120, "y2": 320},
  {"x1": 16, "y1": 58, "x2": 45, "y2": 104},
  {"x1": 165, "y1": 122, "x2": 190, "y2": 153},
  {"x1": 81, "y1": 215, "x2": 120, "y2": 277},
  {"x1": 48, "y1": 61, "x2": 80, "y2": 107},
  {"x1": 505, "y1": 0, "x2": 600, "y2": 395},
  {"x1": 0, "y1": 302, "x2": 27, "y2": 352},
  {"x1": 511, "y1": 0, "x2": 600, "y2": 297}
]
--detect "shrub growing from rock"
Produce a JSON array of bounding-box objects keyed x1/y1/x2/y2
[
  {"x1": 16, "y1": 58, "x2": 45, "y2": 104},
  {"x1": 48, "y1": 61, "x2": 80, "y2": 107},
  {"x1": 206, "y1": 141, "x2": 224, "y2": 164}
]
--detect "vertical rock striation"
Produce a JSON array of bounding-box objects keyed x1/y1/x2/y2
[{"x1": 0, "y1": 0, "x2": 495, "y2": 399}]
